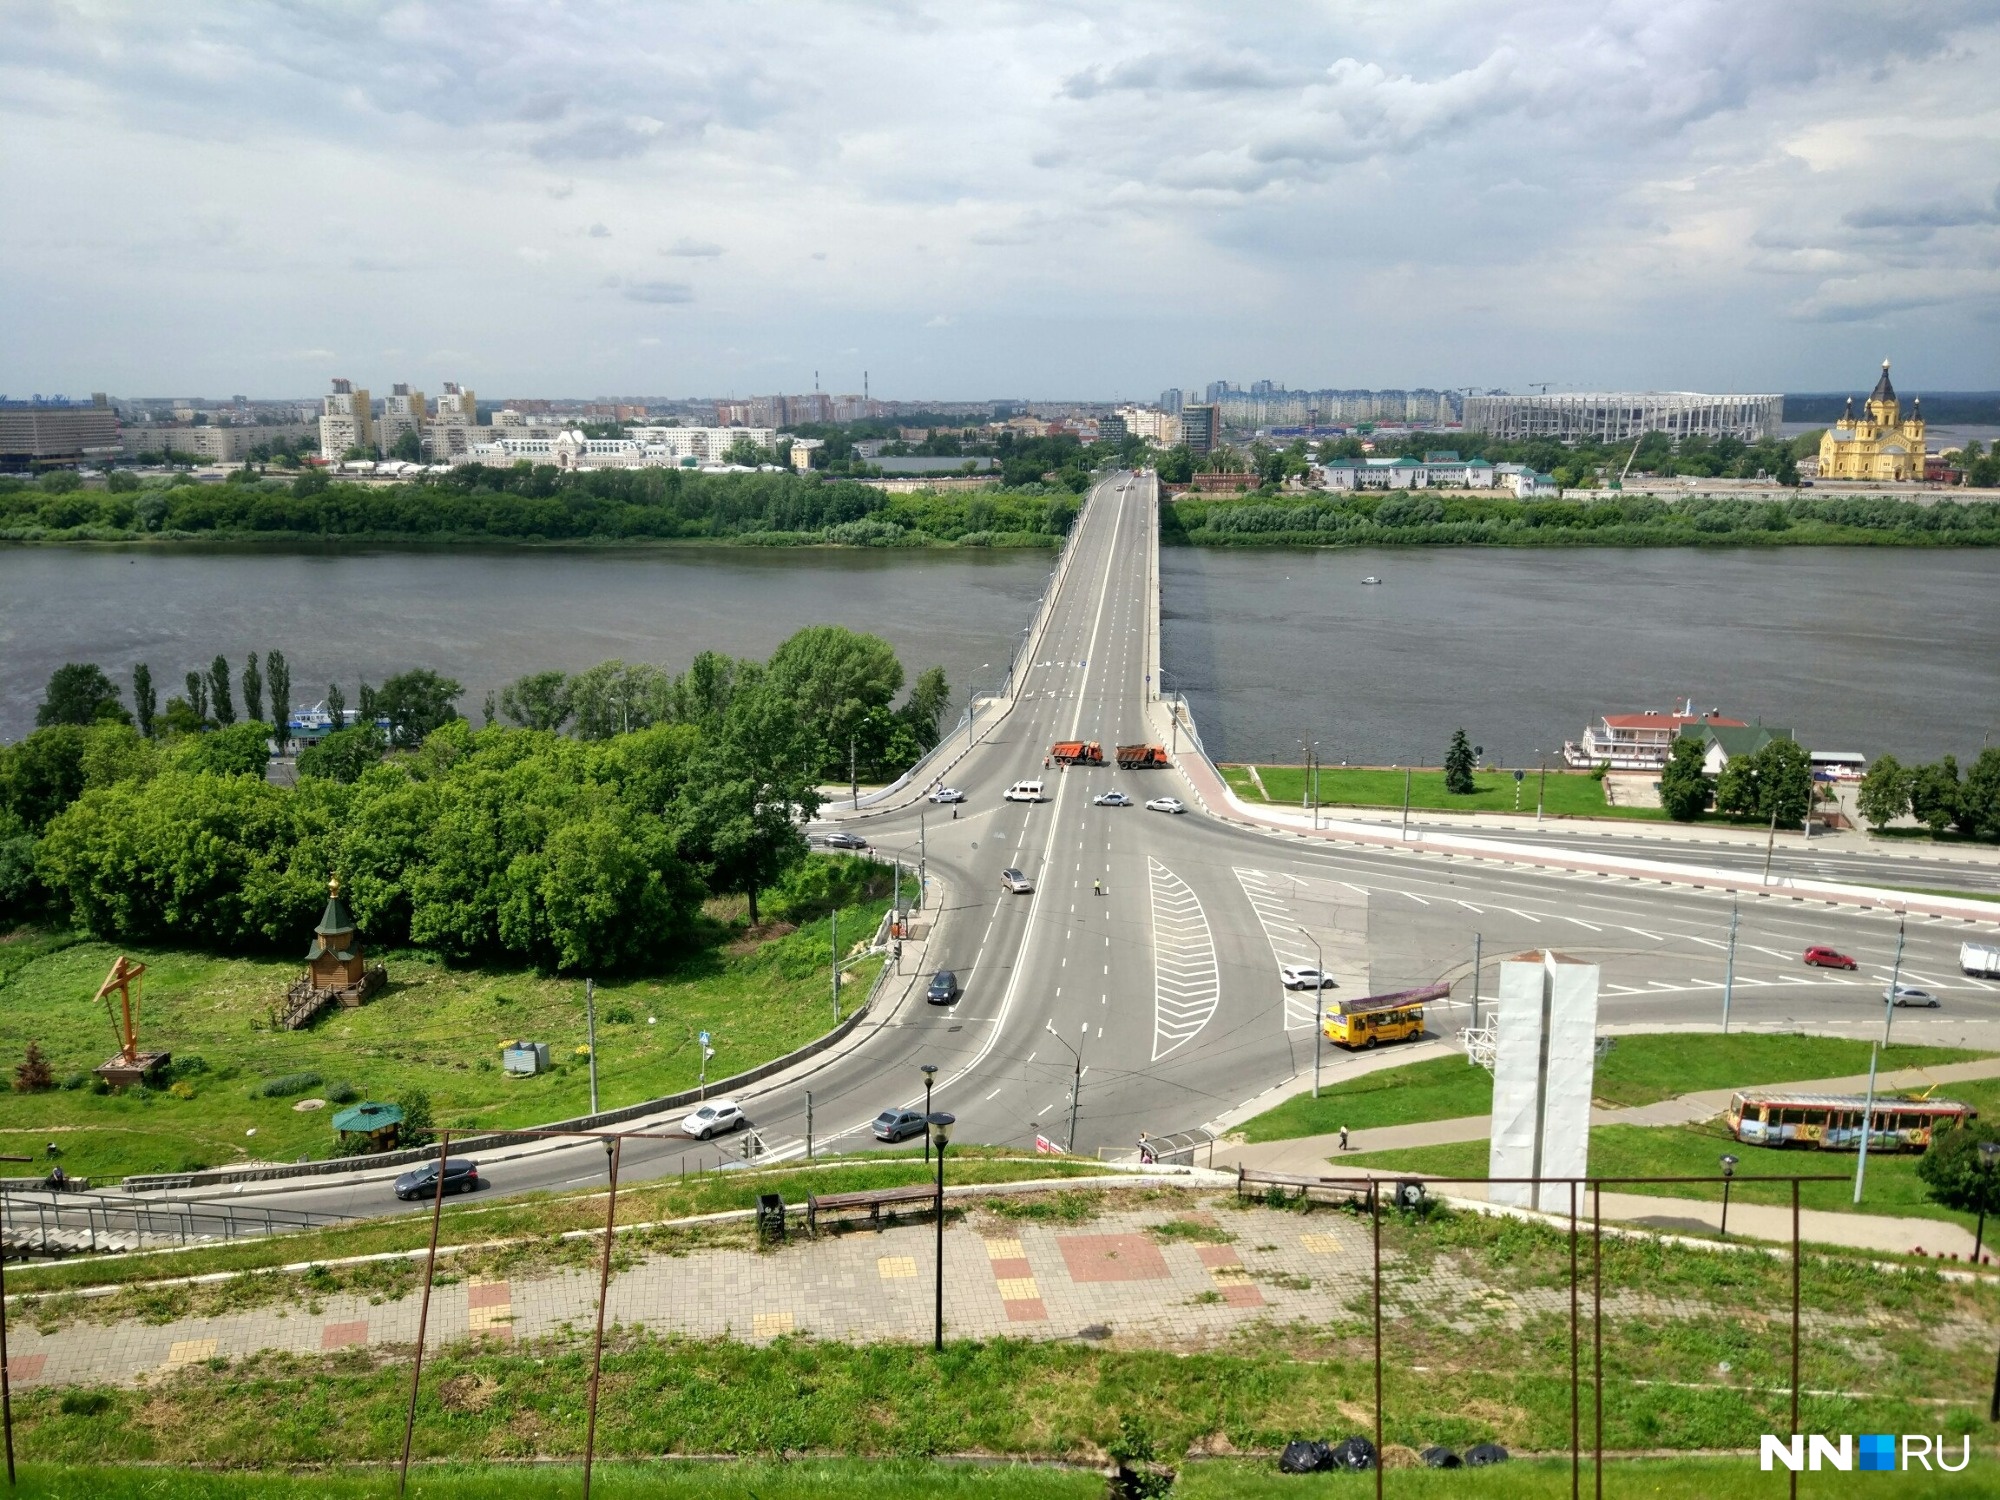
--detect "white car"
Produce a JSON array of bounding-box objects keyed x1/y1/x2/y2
[
  {"x1": 1005, "y1": 780, "x2": 1046, "y2": 803},
  {"x1": 1145, "y1": 796, "x2": 1186, "y2": 814},
  {"x1": 928, "y1": 787, "x2": 965, "y2": 804},
  {"x1": 1093, "y1": 790, "x2": 1132, "y2": 807},
  {"x1": 680, "y1": 1099, "x2": 746, "y2": 1139},
  {"x1": 1279, "y1": 965, "x2": 1335, "y2": 990},
  {"x1": 1886, "y1": 985, "x2": 1941, "y2": 1009}
]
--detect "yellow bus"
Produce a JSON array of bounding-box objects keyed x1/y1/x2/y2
[{"x1": 1321, "y1": 983, "x2": 1449, "y2": 1050}]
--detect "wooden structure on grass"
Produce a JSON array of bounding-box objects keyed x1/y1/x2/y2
[
  {"x1": 276, "y1": 876, "x2": 387, "y2": 1030},
  {"x1": 93, "y1": 954, "x2": 170, "y2": 1088}
]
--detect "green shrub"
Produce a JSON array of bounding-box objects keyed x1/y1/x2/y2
[{"x1": 256, "y1": 1071, "x2": 322, "y2": 1098}]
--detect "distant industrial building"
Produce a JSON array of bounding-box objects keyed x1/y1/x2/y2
[
  {"x1": 121, "y1": 422, "x2": 315, "y2": 462},
  {"x1": 1463, "y1": 391, "x2": 1783, "y2": 444},
  {"x1": 0, "y1": 395, "x2": 121, "y2": 469}
]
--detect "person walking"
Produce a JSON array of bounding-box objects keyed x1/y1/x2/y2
[
  {"x1": 1093, "y1": 879, "x2": 1102, "y2": 897},
  {"x1": 1338, "y1": 1124, "x2": 1350, "y2": 1153}
]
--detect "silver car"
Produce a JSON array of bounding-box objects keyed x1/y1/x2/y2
[{"x1": 1886, "y1": 985, "x2": 1941, "y2": 1008}]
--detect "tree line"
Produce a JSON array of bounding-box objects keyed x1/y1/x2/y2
[
  {"x1": 1657, "y1": 736, "x2": 1822, "y2": 826},
  {"x1": 1857, "y1": 751, "x2": 2000, "y2": 839},
  {"x1": 0, "y1": 465, "x2": 1085, "y2": 547},
  {"x1": 1, "y1": 626, "x2": 954, "y2": 965}
]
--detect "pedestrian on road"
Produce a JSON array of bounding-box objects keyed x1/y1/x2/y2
[
  {"x1": 1093, "y1": 879, "x2": 1102, "y2": 897},
  {"x1": 1338, "y1": 1124, "x2": 1350, "y2": 1152}
]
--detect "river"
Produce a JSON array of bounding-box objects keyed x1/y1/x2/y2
[{"x1": 4, "y1": 543, "x2": 1995, "y2": 764}]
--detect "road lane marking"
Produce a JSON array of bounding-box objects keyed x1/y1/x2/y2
[{"x1": 1150, "y1": 856, "x2": 1220, "y2": 1060}]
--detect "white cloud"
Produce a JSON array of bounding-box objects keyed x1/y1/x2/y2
[{"x1": 1, "y1": 1, "x2": 1997, "y2": 394}]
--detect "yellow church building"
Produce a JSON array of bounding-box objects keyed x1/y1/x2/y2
[{"x1": 1818, "y1": 360, "x2": 1926, "y2": 481}]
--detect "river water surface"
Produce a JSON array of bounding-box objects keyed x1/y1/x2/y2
[{"x1": 4, "y1": 543, "x2": 1995, "y2": 764}]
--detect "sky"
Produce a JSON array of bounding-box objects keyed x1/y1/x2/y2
[{"x1": 4, "y1": 1, "x2": 1999, "y2": 402}]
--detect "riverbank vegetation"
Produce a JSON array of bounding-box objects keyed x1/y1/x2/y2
[
  {"x1": 1221, "y1": 764, "x2": 1661, "y2": 820},
  {"x1": 1859, "y1": 750, "x2": 2000, "y2": 841},
  {"x1": 1163, "y1": 489, "x2": 2000, "y2": 549},
  {"x1": 0, "y1": 463, "x2": 1083, "y2": 548}
]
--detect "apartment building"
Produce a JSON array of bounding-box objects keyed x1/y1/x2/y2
[{"x1": 317, "y1": 379, "x2": 374, "y2": 459}]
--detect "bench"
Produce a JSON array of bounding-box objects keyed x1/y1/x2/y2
[
  {"x1": 1236, "y1": 1166, "x2": 1369, "y2": 1211},
  {"x1": 805, "y1": 1183, "x2": 939, "y2": 1236}
]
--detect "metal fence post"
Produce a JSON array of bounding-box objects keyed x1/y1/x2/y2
[
  {"x1": 1791, "y1": 1177, "x2": 1801, "y2": 1500},
  {"x1": 398, "y1": 1128, "x2": 451, "y2": 1497},
  {"x1": 1592, "y1": 1182, "x2": 1603, "y2": 1500},
  {"x1": 583, "y1": 1135, "x2": 624, "y2": 1500}
]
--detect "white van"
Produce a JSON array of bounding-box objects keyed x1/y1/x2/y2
[{"x1": 1005, "y1": 779, "x2": 1046, "y2": 803}]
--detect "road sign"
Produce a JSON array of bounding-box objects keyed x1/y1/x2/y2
[
  {"x1": 1514, "y1": 770, "x2": 1525, "y2": 782},
  {"x1": 698, "y1": 1030, "x2": 710, "y2": 1047}
]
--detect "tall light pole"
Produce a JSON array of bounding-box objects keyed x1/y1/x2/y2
[
  {"x1": 1299, "y1": 926, "x2": 1326, "y2": 1099},
  {"x1": 1854, "y1": 1042, "x2": 1881, "y2": 1205},
  {"x1": 1882, "y1": 914, "x2": 1907, "y2": 1048},
  {"x1": 1718, "y1": 1153, "x2": 1739, "y2": 1238},
  {"x1": 1537, "y1": 751, "x2": 1548, "y2": 823},
  {"x1": 1044, "y1": 1019, "x2": 1086, "y2": 1152},
  {"x1": 921, "y1": 1063, "x2": 938, "y2": 1163},
  {"x1": 584, "y1": 978, "x2": 599, "y2": 1116},
  {"x1": 1720, "y1": 902, "x2": 1739, "y2": 1034},
  {"x1": 929, "y1": 1110, "x2": 954, "y2": 1351}
]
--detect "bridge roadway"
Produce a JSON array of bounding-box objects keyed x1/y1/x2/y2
[{"x1": 121, "y1": 474, "x2": 2000, "y2": 1222}]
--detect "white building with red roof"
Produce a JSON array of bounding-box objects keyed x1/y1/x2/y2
[{"x1": 1563, "y1": 703, "x2": 1746, "y2": 770}]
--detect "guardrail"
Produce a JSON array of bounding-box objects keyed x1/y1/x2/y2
[{"x1": 2, "y1": 1188, "x2": 354, "y2": 1258}]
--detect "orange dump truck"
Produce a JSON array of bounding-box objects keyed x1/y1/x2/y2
[
  {"x1": 1050, "y1": 741, "x2": 1104, "y2": 765},
  {"x1": 1115, "y1": 744, "x2": 1170, "y2": 768}
]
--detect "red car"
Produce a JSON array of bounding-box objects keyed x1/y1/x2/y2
[{"x1": 1803, "y1": 945, "x2": 1858, "y2": 970}]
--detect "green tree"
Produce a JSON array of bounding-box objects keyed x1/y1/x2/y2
[
  {"x1": 264, "y1": 650, "x2": 292, "y2": 740},
  {"x1": 105, "y1": 469, "x2": 141, "y2": 494},
  {"x1": 0, "y1": 726, "x2": 91, "y2": 830},
  {"x1": 722, "y1": 435, "x2": 768, "y2": 467},
  {"x1": 498, "y1": 669, "x2": 575, "y2": 732},
  {"x1": 1154, "y1": 444, "x2": 1194, "y2": 484},
  {"x1": 898, "y1": 665, "x2": 951, "y2": 750},
  {"x1": 1658, "y1": 736, "x2": 1712, "y2": 821},
  {"x1": 674, "y1": 677, "x2": 821, "y2": 927},
  {"x1": 0, "y1": 811, "x2": 38, "y2": 921},
  {"x1": 569, "y1": 659, "x2": 669, "y2": 739},
  {"x1": 376, "y1": 669, "x2": 464, "y2": 748},
  {"x1": 207, "y1": 655, "x2": 236, "y2": 725},
  {"x1": 389, "y1": 428, "x2": 423, "y2": 462},
  {"x1": 766, "y1": 625, "x2": 905, "y2": 778},
  {"x1": 292, "y1": 468, "x2": 329, "y2": 498},
  {"x1": 1856, "y1": 754, "x2": 1911, "y2": 830},
  {"x1": 36, "y1": 663, "x2": 129, "y2": 727},
  {"x1": 1443, "y1": 728, "x2": 1476, "y2": 795},
  {"x1": 1959, "y1": 747, "x2": 2000, "y2": 840},
  {"x1": 131, "y1": 663, "x2": 157, "y2": 739},
  {"x1": 665, "y1": 651, "x2": 741, "y2": 728},
  {"x1": 1915, "y1": 1118, "x2": 2000, "y2": 1220},
  {"x1": 1716, "y1": 737, "x2": 1813, "y2": 827},
  {"x1": 397, "y1": 1089, "x2": 435, "y2": 1149},
  {"x1": 296, "y1": 725, "x2": 386, "y2": 784},
  {"x1": 173, "y1": 721, "x2": 272, "y2": 780},
  {"x1": 160, "y1": 696, "x2": 206, "y2": 737},
  {"x1": 184, "y1": 670, "x2": 209, "y2": 725},
  {"x1": 325, "y1": 681, "x2": 346, "y2": 729},
  {"x1": 1909, "y1": 756, "x2": 1962, "y2": 835},
  {"x1": 241, "y1": 653, "x2": 264, "y2": 724}
]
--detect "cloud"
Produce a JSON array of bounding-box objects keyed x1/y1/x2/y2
[
  {"x1": 661, "y1": 238, "x2": 724, "y2": 258},
  {"x1": 587, "y1": 222, "x2": 611, "y2": 238},
  {"x1": 924, "y1": 314, "x2": 952, "y2": 327},
  {"x1": 516, "y1": 247, "x2": 551, "y2": 265},
  {"x1": 1843, "y1": 186, "x2": 2000, "y2": 230},
  {"x1": 623, "y1": 280, "x2": 694, "y2": 304}
]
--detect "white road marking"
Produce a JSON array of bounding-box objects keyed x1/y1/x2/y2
[{"x1": 1150, "y1": 856, "x2": 1221, "y2": 1060}]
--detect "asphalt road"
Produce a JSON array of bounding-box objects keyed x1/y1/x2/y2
[{"x1": 117, "y1": 473, "x2": 2000, "y2": 1226}]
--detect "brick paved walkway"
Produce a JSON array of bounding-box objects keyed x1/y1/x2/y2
[{"x1": 3, "y1": 1200, "x2": 1976, "y2": 1391}]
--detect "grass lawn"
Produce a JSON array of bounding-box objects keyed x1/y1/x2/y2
[
  {"x1": 1350, "y1": 1073, "x2": 2000, "y2": 1235},
  {"x1": 1889, "y1": 886, "x2": 2000, "y2": 903},
  {"x1": 1222, "y1": 765, "x2": 1668, "y2": 821},
  {"x1": 0, "y1": 860, "x2": 893, "y2": 1183},
  {"x1": 1237, "y1": 1034, "x2": 1990, "y2": 1143},
  {"x1": 9, "y1": 1460, "x2": 1992, "y2": 1500}
]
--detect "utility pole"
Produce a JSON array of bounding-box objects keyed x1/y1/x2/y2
[
  {"x1": 1401, "y1": 766, "x2": 1413, "y2": 840},
  {"x1": 1313, "y1": 749, "x2": 1321, "y2": 831},
  {"x1": 1537, "y1": 752, "x2": 1548, "y2": 823},
  {"x1": 805, "y1": 1090, "x2": 814, "y2": 1161},
  {"x1": 850, "y1": 735, "x2": 858, "y2": 810},
  {"x1": 1470, "y1": 933, "x2": 1482, "y2": 1032},
  {"x1": 1301, "y1": 926, "x2": 1326, "y2": 1099},
  {"x1": 1853, "y1": 1042, "x2": 1880, "y2": 1204},
  {"x1": 1760, "y1": 808, "x2": 1779, "y2": 886},
  {"x1": 1721, "y1": 902, "x2": 1739, "y2": 1034},
  {"x1": 584, "y1": 978, "x2": 599, "y2": 1116},
  {"x1": 918, "y1": 815, "x2": 927, "y2": 909},
  {"x1": 831, "y1": 908, "x2": 840, "y2": 1021},
  {"x1": 1068, "y1": 1027, "x2": 1085, "y2": 1152},
  {"x1": 1882, "y1": 914, "x2": 1906, "y2": 1048},
  {"x1": 892, "y1": 858, "x2": 901, "y2": 973}
]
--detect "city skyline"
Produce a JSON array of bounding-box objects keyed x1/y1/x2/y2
[{"x1": 4, "y1": 2, "x2": 1999, "y2": 398}]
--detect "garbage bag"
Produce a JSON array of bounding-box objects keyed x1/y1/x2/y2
[
  {"x1": 1419, "y1": 1446, "x2": 1463, "y2": 1469},
  {"x1": 1277, "y1": 1439, "x2": 1333, "y2": 1474},
  {"x1": 1465, "y1": 1442, "x2": 1511, "y2": 1467},
  {"x1": 1331, "y1": 1436, "x2": 1378, "y2": 1470}
]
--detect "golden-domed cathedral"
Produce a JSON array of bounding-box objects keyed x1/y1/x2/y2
[{"x1": 1818, "y1": 360, "x2": 1926, "y2": 481}]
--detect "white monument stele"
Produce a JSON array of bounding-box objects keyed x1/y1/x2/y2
[{"x1": 1488, "y1": 949, "x2": 1600, "y2": 1212}]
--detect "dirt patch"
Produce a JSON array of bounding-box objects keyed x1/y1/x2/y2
[
  {"x1": 725, "y1": 921, "x2": 798, "y2": 955},
  {"x1": 438, "y1": 1373, "x2": 501, "y2": 1413}
]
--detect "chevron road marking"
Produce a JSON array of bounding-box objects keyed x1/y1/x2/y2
[{"x1": 1150, "y1": 857, "x2": 1220, "y2": 1060}]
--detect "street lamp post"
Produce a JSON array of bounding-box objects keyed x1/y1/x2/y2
[
  {"x1": 1044, "y1": 1019, "x2": 1087, "y2": 1152},
  {"x1": 929, "y1": 1110, "x2": 954, "y2": 1351},
  {"x1": 1883, "y1": 915, "x2": 1907, "y2": 1048},
  {"x1": 1537, "y1": 752, "x2": 1548, "y2": 823},
  {"x1": 1976, "y1": 1141, "x2": 2000, "y2": 1266},
  {"x1": 1718, "y1": 1154, "x2": 1739, "y2": 1238},
  {"x1": 921, "y1": 1063, "x2": 938, "y2": 1164},
  {"x1": 1299, "y1": 926, "x2": 1326, "y2": 1099}
]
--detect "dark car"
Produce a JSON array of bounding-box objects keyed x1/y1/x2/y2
[
  {"x1": 926, "y1": 969, "x2": 960, "y2": 1005},
  {"x1": 1803, "y1": 945, "x2": 1858, "y2": 970},
  {"x1": 873, "y1": 1107, "x2": 928, "y2": 1142},
  {"x1": 822, "y1": 831, "x2": 868, "y2": 850},
  {"x1": 393, "y1": 1158, "x2": 479, "y2": 1200}
]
